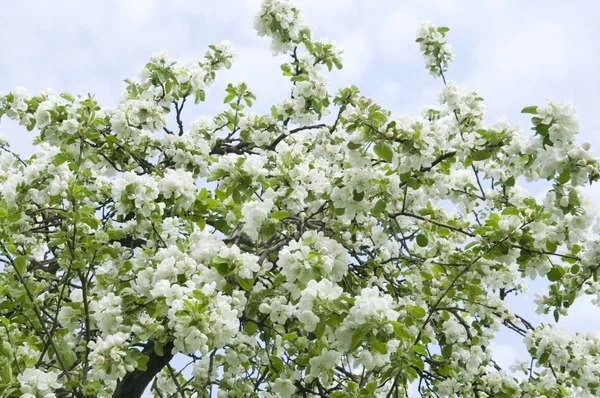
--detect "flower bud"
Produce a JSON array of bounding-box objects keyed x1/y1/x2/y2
[
  {"x1": 259, "y1": 303, "x2": 271, "y2": 313},
  {"x1": 582, "y1": 141, "x2": 592, "y2": 151},
  {"x1": 0, "y1": 342, "x2": 11, "y2": 356}
]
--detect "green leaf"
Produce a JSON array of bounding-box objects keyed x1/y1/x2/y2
[
  {"x1": 58, "y1": 339, "x2": 77, "y2": 368},
  {"x1": 438, "y1": 227, "x2": 451, "y2": 237},
  {"x1": 364, "y1": 381, "x2": 378, "y2": 394},
  {"x1": 280, "y1": 63, "x2": 292, "y2": 74},
  {"x1": 107, "y1": 228, "x2": 127, "y2": 241},
  {"x1": 412, "y1": 345, "x2": 427, "y2": 356},
  {"x1": 373, "y1": 199, "x2": 386, "y2": 215},
  {"x1": 521, "y1": 106, "x2": 538, "y2": 114},
  {"x1": 65, "y1": 379, "x2": 83, "y2": 389},
  {"x1": 261, "y1": 222, "x2": 277, "y2": 239},
  {"x1": 353, "y1": 191, "x2": 365, "y2": 202},
  {"x1": 370, "y1": 112, "x2": 387, "y2": 124},
  {"x1": 314, "y1": 317, "x2": 327, "y2": 339},
  {"x1": 472, "y1": 149, "x2": 491, "y2": 161},
  {"x1": 283, "y1": 333, "x2": 298, "y2": 341},
  {"x1": 347, "y1": 141, "x2": 362, "y2": 150},
  {"x1": 197, "y1": 217, "x2": 206, "y2": 231},
  {"x1": 545, "y1": 240, "x2": 558, "y2": 253},
  {"x1": 270, "y1": 355, "x2": 284, "y2": 371},
  {"x1": 60, "y1": 93, "x2": 75, "y2": 102},
  {"x1": 195, "y1": 89, "x2": 206, "y2": 104},
  {"x1": 407, "y1": 177, "x2": 420, "y2": 190},
  {"x1": 153, "y1": 300, "x2": 167, "y2": 318},
  {"x1": 224, "y1": 93, "x2": 236, "y2": 103},
  {"x1": 441, "y1": 344, "x2": 452, "y2": 358},
  {"x1": 547, "y1": 266, "x2": 566, "y2": 282},
  {"x1": 246, "y1": 321, "x2": 258, "y2": 335},
  {"x1": 374, "y1": 141, "x2": 394, "y2": 162},
  {"x1": 553, "y1": 309, "x2": 560, "y2": 322},
  {"x1": 137, "y1": 354, "x2": 149, "y2": 371},
  {"x1": 557, "y1": 168, "x2": 571, "y2": 185},
  {"x1": 215, "y1": 261, "x2": 235, "y2": 277},
  {"x1": 271, "y1": 210, "x2": 289, "y2": 220},
  {"x1": 570, "y1": 264, "x2": 580, "y2": 274},
  {"x1": 232, "y1": 189, "x2": 242, "y2": 204},
  {"x1": 416, "y1": 234, "x2": 428, "y2": 247},
  {"x1": 208, "y1": 168, "x2": 228, "y2": 182},
  {"x1": 154, "y1": 341, "x2": 164, "y2": 357},
  {"x1": 290, "y1": 74, "x2": 309, "y2": 82},
  {"x1": 120, "y1": 260, "x2": 133, "y2": 274},
  {"x1": 350, "y1": 324, "x2": 371, "y2": 352},
  {"x1": 371, "y1": 341, "x2": 388, "y2": 355},
  {"x1": 14, "y1": 256, "x2": 27, "y2": 275},
  {"x1": 408, "y1": 305, "x2": 426, "y2": 319},
  {"x1": 7, "y1": 211, "x2": 21, "y2": 223},
  {"x1": 431, "y1": 264, "x2": 445, "y2": 277},
  {"x1": 236, "y1": 273, "x2": 254, "y2": 291},
  {"x1": 390, "y1": 321, "x2": 411, "y2": 340},
  {"x1": 502, "y1": 207, "x2": 519, "y2": 216}
]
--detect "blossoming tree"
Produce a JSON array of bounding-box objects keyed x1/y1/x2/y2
[{"x1": 1, "y1": 0, "x2": 600, "y2": 397}]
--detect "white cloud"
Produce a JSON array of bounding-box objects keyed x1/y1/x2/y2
[
  {"x1": 333, "y1": 29, "x2": 375, "y2": 86},
  {"x1": 490, "y1": 342, "x2": 519, "y2": 371},
  {"x1": 376, "y1": 7, "x2": 423, "y2": 63}
]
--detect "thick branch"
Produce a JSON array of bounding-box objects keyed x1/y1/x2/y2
[{"x1": 113, "y1": 341, "x2": 175, "y2": 398}]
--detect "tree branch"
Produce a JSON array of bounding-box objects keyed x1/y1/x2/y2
[{"x1": 113, "y1": 341, "x2": 175, "y2": 398}]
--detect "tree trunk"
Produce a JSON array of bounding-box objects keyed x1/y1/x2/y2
[{"x1": 113, "y1": 341, "x2": 175, "y2": 398}]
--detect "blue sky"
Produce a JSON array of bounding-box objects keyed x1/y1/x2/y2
[{"x1": 2, "y1": 0, "x2": 599, "y2": 383}]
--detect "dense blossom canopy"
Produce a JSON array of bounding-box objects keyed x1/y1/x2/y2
[{"x1": 1, "y1": 0, "x2": 600, "y2": 397}]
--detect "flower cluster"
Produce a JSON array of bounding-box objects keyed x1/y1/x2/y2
[
  {"x1": 254, "y1": 0, "x2": 312, "y2": 54},
  {"x1": 525, "y1": 326, "x2": 600, "y2": 394},
  {"x1": 277, "y1": 230, "x2": 349, "y2": 284},
  {"x1": 87, "y1": 332, "x2": 141, "y2": 386},
  {"x1": 17, "y1": 369, "x2": 62, "y2": 398},
  {"x1": 416, "y1": 21, "x2": 455, "y2": 77}
]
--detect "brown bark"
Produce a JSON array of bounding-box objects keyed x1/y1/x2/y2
[{"x1": 112, "y1": 341, "x2": 175, "y2": 398}]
